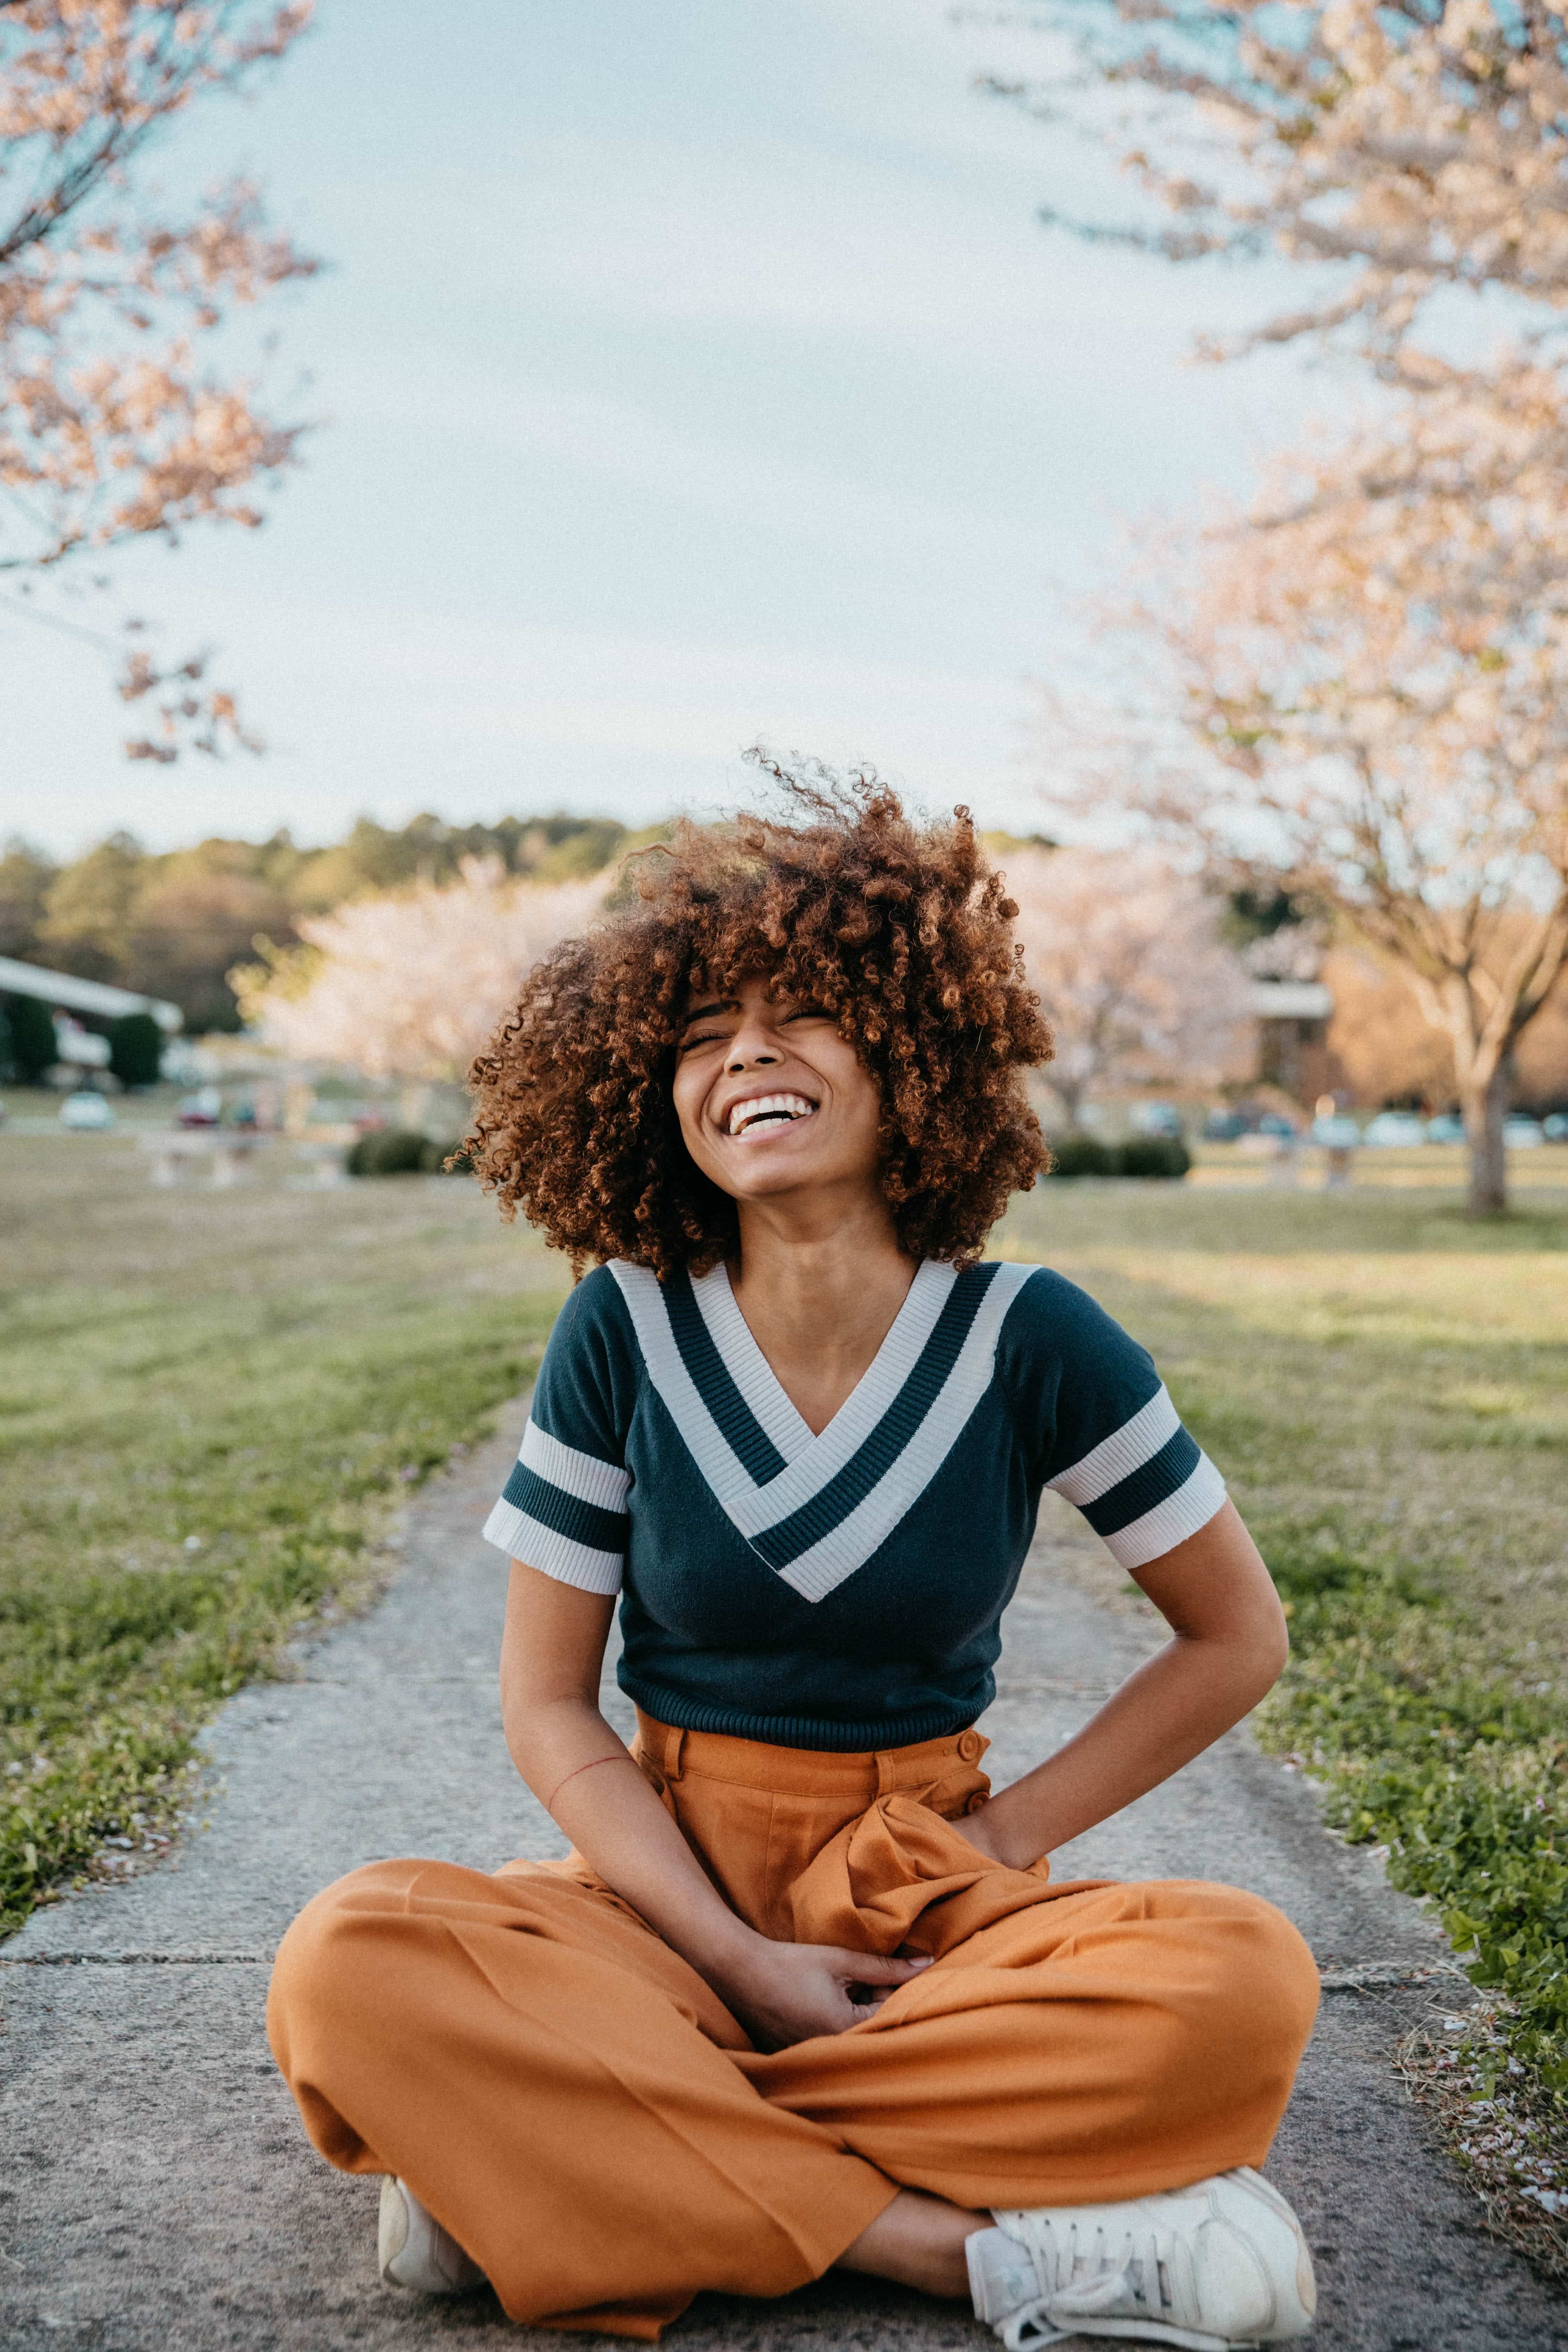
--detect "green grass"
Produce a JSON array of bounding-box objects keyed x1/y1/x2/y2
[
  {"x1": 8, "y1": 1140, "x2": 1568, "y2": 2201},
  {"x1": 1000, "y1": 1179, "x2": 1568, "y2": 2173},
  {"x1": 0, "y1": 1135, "x2": 570, "y2": 1936}
]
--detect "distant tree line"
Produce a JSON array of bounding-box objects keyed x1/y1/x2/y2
[{"x1": 0, "y1": 813, "x2": 631, "y2": 1034}]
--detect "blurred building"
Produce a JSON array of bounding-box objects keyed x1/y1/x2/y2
[
  {"x1": 1236, "y1": 931, "x2": 1568, "y2": 1112},
  {"x1": 1248, "y1": 977, "x2": 1336, "y2": 1104},
  {"x1": 0, "y1": 954, "x2": 183, "y2": 1082}
]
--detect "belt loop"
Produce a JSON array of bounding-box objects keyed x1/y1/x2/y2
[
  {"x1": 662, "y1": 1725, "x2": 686, "y2": 1782},
  {"x1": 875, "y1": 1749, "x2": 900, "y2": 1796}
]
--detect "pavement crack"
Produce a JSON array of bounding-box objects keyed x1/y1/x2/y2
[
  {"x1": 0, "y1": 1950, "x2": 1466, "y2": 1989},
  {"x1": 0, "y1": 1948, "x2": 271, "y2": 1967}
]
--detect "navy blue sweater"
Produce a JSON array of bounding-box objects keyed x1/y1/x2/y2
[{"x1": 483, "y1": 1258, "x2": 1224, "y2": 1751}]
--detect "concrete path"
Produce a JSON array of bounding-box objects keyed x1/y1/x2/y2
[{"x1": 4, "y1": 1402, "x2": 1565, "y2": 2351}]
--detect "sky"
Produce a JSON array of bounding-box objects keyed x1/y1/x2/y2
[{"x1": 11, "y1": 0, "x2": 1334, "y2": 859}]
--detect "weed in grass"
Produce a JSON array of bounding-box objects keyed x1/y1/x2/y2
[{"x1": 1397, "y1": 2008, "x2": 1568, "y2": 2280}]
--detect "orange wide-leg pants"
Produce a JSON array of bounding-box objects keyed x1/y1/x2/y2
[{"x1": 267, "y1": 1715, "x2": 1319, "y2": 2338}]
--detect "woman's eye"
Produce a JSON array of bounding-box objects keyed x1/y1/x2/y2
[
  {"x1": 680, "y1": 1029, "x2": 726, "y2": 1050},
  {"x1": 783, "y1": 1007, "x2": 830, "y2": 1023}
]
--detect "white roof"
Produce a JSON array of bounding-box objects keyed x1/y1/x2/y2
[
  {"x1": 0, "y1": 955, "x2": 183, "y2": 1033},
  {"x1": 1247, "y1": 979, "x2": 1333, "y2": 1020}
]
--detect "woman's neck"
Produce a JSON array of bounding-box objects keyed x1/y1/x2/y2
[{"x1": 728, "y1": 1192, "x2": 918, "y2": 1437}]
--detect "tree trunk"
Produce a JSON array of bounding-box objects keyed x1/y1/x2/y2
[{"x1": 1460, "y1": 1061, "x2": 1510, "y2": 1216}]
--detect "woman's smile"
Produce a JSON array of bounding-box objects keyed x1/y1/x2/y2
[
  {"x1": 670, "y1": 973, "x2": 883, "y2": 1200},
  {"x1": 723, "y1": 1090, "x2": 819, "y2": 1141}
]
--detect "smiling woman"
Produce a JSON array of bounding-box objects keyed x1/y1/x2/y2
[
  {"x1": 264, "y1": 760, "x2": 1321, "y2": 2348},
  {"x1": 458, "y1": 755, "x2": 1051, "y2": 1276}
]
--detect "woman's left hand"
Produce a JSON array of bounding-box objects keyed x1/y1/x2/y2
[{"x1": 712, "y1": 1930, "x2": 934, "y2": 2051}]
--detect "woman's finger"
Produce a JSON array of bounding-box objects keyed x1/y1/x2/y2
[{"x1": 841, "y1": 1951, "x2": 934, "y2": 1984}]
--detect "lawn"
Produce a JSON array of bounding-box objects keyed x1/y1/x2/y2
[
  {"x1": 0, "y1": 1132, "x2": 571, "y2": 1935},
  {"x1": 4, "y1": 1135, "x2": 1566, "y2": 2245},
  {"x1": 1001, "y1": 1174, "x2": 1568, "y2": 2260},
  {"x1": 999, "y1": 1176, "x2": 1568, "y2": 1674}
]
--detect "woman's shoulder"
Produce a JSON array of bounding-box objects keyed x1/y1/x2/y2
[
  {"x1": 987, "y1": 1259, "x2": 1154, "y2": 1383},
  {"x1": 987, "y1": 1259, "x2": 1120, "y2": 1338},
  {"x1": 531, "y1": 1262, "x2": 644, "y2": 1454},
  {"x1": 544, "y1": 1261, "x2": 640, "y2": 1365}
]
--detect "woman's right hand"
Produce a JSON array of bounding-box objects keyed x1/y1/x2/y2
[{"x1": 713, "y1": 1932, "x2": 933, "y2": 2051}]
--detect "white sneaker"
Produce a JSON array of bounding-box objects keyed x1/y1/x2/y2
[
  {"x1": 377, "y1": 2174, "x2": 485, "y2": 2295},
  {"x1": 966, "y1": 2166, "x2": 1316, "y2": 2349}
]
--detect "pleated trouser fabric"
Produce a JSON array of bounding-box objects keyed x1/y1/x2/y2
[{"x1": 266, "y1": 1712, "x2": 1319, "y2": 2338}]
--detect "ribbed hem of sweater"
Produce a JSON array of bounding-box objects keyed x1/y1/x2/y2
[{"x1": 617, "y1": 1674, "x2": 983, "y2": 1755}]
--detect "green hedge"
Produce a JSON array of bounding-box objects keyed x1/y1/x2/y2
[
  {"x1": 346, "y1": 1131, "x2": 472, "y2": 1178},
  {"x1": 1, "y1": 993, "x2": 58, "y2": 1083},
  {"x1": 106, "y1": 1012, "x2": 164, "y2": 1089},
  {"x1": 1048, "y1": 1133, "x2": 1191, "y2": 1180}
]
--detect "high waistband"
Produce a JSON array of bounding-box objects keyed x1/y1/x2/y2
[{"x1": 633, "y1": 1707, "x2": 989, "y2": 1801}]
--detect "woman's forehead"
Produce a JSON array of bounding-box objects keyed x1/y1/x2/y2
[{"x1": 679, "y1": 970, "x2": 789, "y2": 1019}]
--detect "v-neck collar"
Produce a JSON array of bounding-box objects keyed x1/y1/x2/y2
[
  {"x1": 691, "y1": 1258, "x2": 952, "y2": 1472},
  {"x1": 609, "y1": 1254, "x2": 1039, "y2": 1602}
]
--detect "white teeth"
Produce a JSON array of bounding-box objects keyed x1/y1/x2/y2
[{"x1": 727, "y1": 1092, "x2": 816, "y2": 1136}]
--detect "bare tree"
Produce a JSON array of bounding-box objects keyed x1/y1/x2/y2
[{"x1": 0, "y1": 1, "x2": 317, "y2": 757}]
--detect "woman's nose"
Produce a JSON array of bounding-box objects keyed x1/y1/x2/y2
[{"x1": 725, "y1": 1031, "x2": 780, "y2": 1073}]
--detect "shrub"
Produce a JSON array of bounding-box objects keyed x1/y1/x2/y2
[
  {"x1": 1118, "y1": 1135, "x2": 1191, "y2": 1181},
  {"x1": 105, "y1": 1011, "x2": 164, "y2": 1089},
  {"x1": 419, "y1": 1137, "x2": 473, "y2": 1174},
  {"x1": 346, "y1": 1127, "x2": 427, "y2": 1177},
  {"x1": 2, "y1": 993, "x2": 58, "y2": 1083},
  {"x1": 1047, "y1": 1133, "x2": 1191, "y2": 1180},
  {"x1": 1048, "y1": 1132, "x2": 1118, "y2": 1178}
]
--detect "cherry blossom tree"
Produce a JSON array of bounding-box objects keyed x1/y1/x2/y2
[
  {"x1": 233, "y1": 861, "x2": 608, "y2": 1086},
  {"x1": 1075, "y1": 390, "x2": 1568, "y2": 1213},
  {"x1": 1001, "y1": 843, "x2": 1250, "y2": 1126},
  {"x1": 995, "y1": 0, "x2": 1568, "y2": 375},
  {"x1": 0, "y1": 2, "x2": 317, "y2": 757}
]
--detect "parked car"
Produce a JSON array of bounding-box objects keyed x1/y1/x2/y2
[
  {"x1": 1363, "y1": 1111, "x2": 1429, "y2": 1147},
  {"x1": 1425, "y1": 1112, "x2": 1466, "y2": 1144},
  {"x1": 1202, "y1": 1110, "x2": 1249, "y2": 1142},
  {"x1": 177, "y1": 1087, "x2": 223, "y2": 1128},
  {"x1": 1503, "y1": 1115, "x2": 1546, "y2": 1148},
  {"x1": 1131, "y1": 1101, "x2": 1185, "y2": 1139},
  {"x1": 1309, "y1": 1113, "x2": 1361, "y2": 1148},
  {"x1": 1545, "y1": 1112, "x2": 1568, "y2": 1143},
  {"x1": 1256, "y1": 1112, "x2": 1300, "y2": 1139},
  {"x1": 60, "y1": 1089, "x2": 114, "y2": 1132}
]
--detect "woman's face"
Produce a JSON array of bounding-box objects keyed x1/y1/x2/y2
[{"x1": 672, "y1": 974, "x2": 884, "y2": 1210}]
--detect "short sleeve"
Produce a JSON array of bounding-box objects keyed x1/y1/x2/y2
[
  {"x1": 482, "y1": 1268, "x2": 634, "y2": 1595},
  {"x1": 996, "y1": 1267, "x2": 1226, "y2": 1572}
]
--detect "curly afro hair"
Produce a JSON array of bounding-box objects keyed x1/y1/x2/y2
[{"x1": 464, "y1": 757, "x2": 1054, "y2": 1277}]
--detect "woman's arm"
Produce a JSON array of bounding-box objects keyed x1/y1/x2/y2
[
  {"x1": 961, "y1": 1499, "x2": 1290, "y2": 1870},
  {"x1": 499, "y1": 1560, "x2": 930, "y2": 2047}
]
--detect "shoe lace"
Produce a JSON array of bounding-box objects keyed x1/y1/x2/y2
[{"x1": 999, "y1": 2219, "x2": 1178, "y2": 2352}]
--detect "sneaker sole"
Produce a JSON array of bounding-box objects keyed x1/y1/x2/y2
[
  {"x1": 377, "y1": 2176, "x2": 409, "y2": 2284},
  {"x1": 1026, "y1": 2324, "x2": 1256, "y2": 2352}
]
